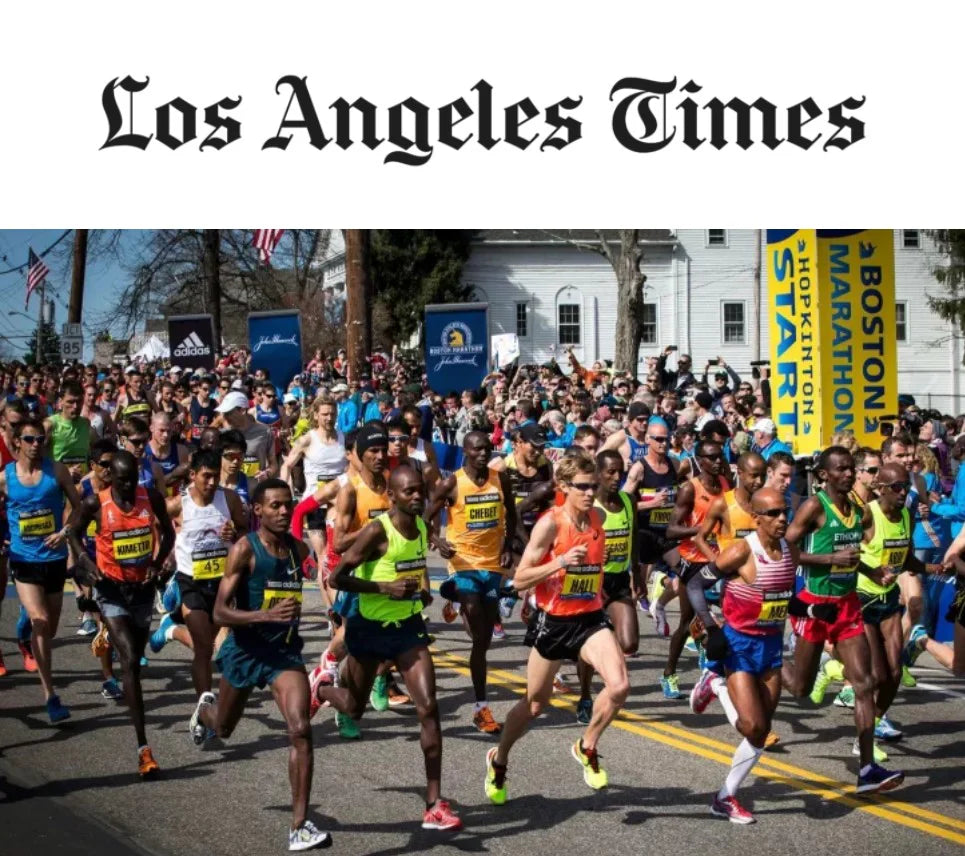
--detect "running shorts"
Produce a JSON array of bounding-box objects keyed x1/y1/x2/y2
[
  {"x1": 790, "y1": 589, "x2": 864, "y2": 645},
  {"x1": 94, "y1": 578, "x2": 155, "y2": 629},
  {"x1": 523, "y1": 608, "x2": 612, "y2": 662},
  {"x1": 344, "y1": 612, "x2": 429, "y2": 663},
  {"x1": 217, "y1": 633, "x2": 304, "y2": 690},
  {"x1": 722, "y1": 624, "x2": 783, "y2": 675},
  {"x1": 637, "y1": 528, "x2": 676, "y2": 565},
  {"x1": 946, "y1": 573, "x2": 965, "y2": 629},
  {"x1": 10, "y1": 558, "x2": 68, "y2": 594},
  {"x1": 602, "y1": 571, "x2": 633, "y2": 605},
  {"x1": 450, "y1": 570, "x2": 503, "y2": 601},
  {"x1": 857, "y1": 585, "x2": 902, "y2": 626},
  {"x1": 175, "y1": 572, "x2": 219, "y2": 616}
]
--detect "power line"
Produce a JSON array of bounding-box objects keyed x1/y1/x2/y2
[{"x1": 0, "y1": 230, "x2": 72, "y2": 276}]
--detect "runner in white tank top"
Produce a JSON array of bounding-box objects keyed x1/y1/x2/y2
[
  {"x1": 301, "y1": 429, "x2": 347, "y2": 499},
  {"x1": 174, "y1": 488, "x2": 233, "y2": 579}
]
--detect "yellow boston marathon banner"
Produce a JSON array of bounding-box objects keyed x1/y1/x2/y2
[{"x1": 767, "y1": 230, "x2": 896, "y2": 454}]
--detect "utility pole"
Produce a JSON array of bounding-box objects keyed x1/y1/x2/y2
[
  {"x1": 37, "y1": 279, "x2": 45, "y2": 366},
  {"x1": 69, "y1": 229, "x2": 88, "y2": 324},
  {"x1": 751, "y1": 228, "x2": 762, "y2": 363},
  {"x1": 344, "y1": 229, "x2": 370, "y2": 382},
  {"x1": 202, "y1": 230, "x2": 222, "y2": 357}
]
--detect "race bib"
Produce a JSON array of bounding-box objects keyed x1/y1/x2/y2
[
  {"x1": 261, "y1": 580, "x2": 304, "y2": 612},
  {"x1": 882, "y1": 537, "x2": 909, "y2": 572},
  {"x1": 112, "y1": 526, "x2": 153, "y2": 563},
  {"x1": 192, "y1": 547, "x2": 228, "y2": 580},
  {"x1": 758, "y1": 588, "x2": 791, "y2": 624},
  {"x1": 86, "y1": 519, "x2": 98, "y2": 538},
  {"x1": 242, "y1": 456, "x2": 260, "y2": 477},
  {"x1": 466, "y1": 492, "x2": 501, "y2": 531},
  {"x1": 649, "y1": 507, "x2": 673, "y2": 526},
  {"x1": 19, "y1": 508, "x2": 55, "y2": 538},
  {"x1": 561, "y1": 564, "x2": 602, "y2": 599},
  {"x1": 830, "y1": 531, "x2": 861, "y2": 579},
  {"x1": 62, "y1": 457, "x2": 89, "y2": 477},
  {"x1": 395, "y1": 557, "x2": 427, "y2": 599},
  {"x1": 317, "y1": 476, "x2": 333, "y2": 487},
  {"x1": 604, "y1": 529, "x2": 630, "y2": 566}
]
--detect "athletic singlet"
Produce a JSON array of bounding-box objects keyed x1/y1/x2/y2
[
  {"x1": 857, "y1": 500, "x2": 911, "y2": 598},
  {"x1": 189, "y1": 397, "x2": 217, "y2": 442},
  {"x1": 174, "y1": 488, "x2": 232, "y2": 581},
  {"x1": 255, "y1": 403, "x2": 281, "y2": 426},
  {"x1": 241, "y1": 422, "x2": 272, "y2": 478},
  {"x1": 302, "y1": 429, "x2": 347, "y2": 500},
  {"x1": 144, "y1": 441, "x2": 181, "y2": 496},
  {"x1": 722, "y1": 531, "x2": 796, "y2": 636},
  {"x1": 87, "y1": 409, "x2": 107, "y2": 440},
  {"x1": 49, "y1": 414, "x2": 91, "y2": 475},
  {"x1": 138, "y1": 458, "x2": 157, "y2": 491},
  {"x1": 0, "y1": 434, "x2": 14, "y2": 467},
  {"x1": 637, "y1": 456, "x2": 677, "y2": 530},
  {"x1": 81, "y1": 477, "x2": 98, "y2": 558},
  {"x1": 803, "y1": 491, "x2": 862, "y2": 597},
  {"x1": 596, "y1": 492, "x2": 634, "y2": 575},
  {"x1": 718, "y1": 489, "x2": 756, "y2": 551},
  {"x1": 356, "y1": 515, "x2": 428, "y2": 623},
  {"x1": 409, "y1": 438, "x2": 429, "y2": 464},
  {"x1": 223, "y1": 473, "x2": 250, "y2": 510},
  {"x1": 627, "y1": 434, "x2": 648, "y2": 465},
  {"x1": 447, "y1": 469, "x2": 505, "y2": 574},
  {"x1": 848, "y1": 489, "x2": 869, "y2": 513},
  {"x1": 534, "y1": 505, "x2": 606, "y2": 617},
  {"x1": 120, "y1": 394, "x2": 151, "y2": 422},
  {"x1": 504, "y1": 453, "x2": 552, "y2": 532},
  {"x1": 232, "y1": 532, "x2": 303, "y2": 654},
  {"x1": 678, "y1": 476, "x2": 726, "y2": 563},
  {"x1": 95, "y1": 487, "x2": 156, "y2": 583},
  {"x1": 6, "y1": 460, "x2": 67, "y2": 563},
  {"x1": 324, "y1": 475, "x2": 390, "y2": 570}
]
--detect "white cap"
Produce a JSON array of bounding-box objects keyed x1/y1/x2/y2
[
  {"x1": 231, "y1": 378, "x2": 244, "y2": 390},
  {"x1": 124, "y1": 364, "x2": 137, "y2": 375},
  {"x1": 169, "y1": 365, "x2": 182, "y2": 374},
  {"x1": 283, "y1": 393, "x2": 298, "y2": 405},
  {"x1": 332, "y1": 383, "x2": 348, "y2": 393},
  {"x1": 215, "y1": 390, "x2": 250, "y2": 413},
  {"x1": 754, "y1": 418, "x2": 776, "y2": 436}
]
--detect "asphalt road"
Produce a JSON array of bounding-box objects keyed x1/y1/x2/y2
[{"x1": 1, "y1": 571, "x2": 963, "y2": 856}]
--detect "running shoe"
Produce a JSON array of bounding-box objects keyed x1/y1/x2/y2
[
  {"x1": 137, "y1": 746, "x2": 160, "y2": 778},
  {"x1": 149, "y1": 614, "x2": 175, "y2": 654},
  {"x1": 288, "y1": 819, "x2": 332, "y2": 851},
  {"x1": 308, "y1": 666, "x2": 326, "y2": 720},
  {"x1": 161, "y1": 577, "x2": 181, "y2": 614},
  {"x1": 46, "y1": 694, "x2": 71, "y2": 723},
  {"x1": 810, "y1": 661, "x2": 834, "y2": 705},
  {"x1": 491, "y1": 623, "x2": 506, "y2": 641},
  {"x1": 442, "y1": 601, "x2": 459, "y2": 623},
  {"x1": 422, "y1": 799, "x2": 463, "y2": 831},
  {"x1": 484, "y1": 747, "x2": 508, "y2": 805},
  {"x1": 18, "y1": 641, "x2": 37, "y2": 673},
  {"x1": 575, "y1": 697, "x2": 593, "y2": 725},
  {"x1": 711, "y1": 794, "x2": 755, "y2": 824},
  {"x1": 571, "y1": 739, "x2": 608, "y2": 790},
  {"x1": 102, "y1": 678, "x2": 124, "y2": 700},
  {"x1": 77, "y1": 617, "x2": 98, "y2": 637},
  {"x1": 637, "y1": 596, "x2": 650, "y2": 613},
  {"x1": 697, "y1": 644, "x2": 707, "y2": 672},
  {"x1": 690, "y1": 668, "x2": 716, "y2": 714},
  {"x1": 336, "y1": 711, "x2": 361, "y2": 740},
  {"x1": 833, "y1": 686, "x2": 855, "y2": 709},
  {"x1": 91, "y1": 625, "x2": 111, "y2": 658},
  {"x1": 684, "y1": 637, "x2": 698, "y2": 655},
  {"x1": 140, "y1": 656, "x2": 149, "y2": 668},
  {"x1": 0, "y1": 650, "x2": 6, "y2": 677},
  {"x1": 902, "y1": 624, "x2": 928, "y2": 668},
  {"x1": 387, "y1": 682, "x2": 410, "y2": 707},
  {"x1": 650, "y1": 600, "x2": 669, "y2": 637},
  {"x1": 473, "y1": 706, "x2": 502, "y2": 735},
  {"x1": 498, "y1": 597, "x2": 515, "y2": 620},
  {"x1": 856, "y1": 763, "x2": 904, "y2": 794},
  {"x1": 189, "y1": 691, "x2": 215, "y2": 745},
  {"x1": 552, "y1": 673, "x2": 572, "y2": 694},
  {"x1": 900, "y1": 665, "x2": 917, "y2": 688},
  {"x1": 874, "y1": 715, "x2": 903, "y2": 741},
  {"x1": 852, "y1": 738, "x2": 888, "y2": 763},
  {"x1": 764, "y1": 731, "x2": 780, "y2": 749},
  {"x1": 16, "y1": 606, "x2": 31, "y2": 642},
  {"x1": 370, "y1": 675, "x2": 389, "y2": 712},
  {"x1": 660, "y1": 674, "x2": 682, "y2": 700}
]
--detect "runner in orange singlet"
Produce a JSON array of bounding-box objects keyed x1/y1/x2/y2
[{"x1": 484, "y1": 451, "x2": 629, "y2": 804}]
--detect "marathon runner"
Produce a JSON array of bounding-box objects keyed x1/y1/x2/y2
[
  {"x1": 314, "y1": 464, "x2": 463, "y2": 831},
  {"x1": 574, "y1": 449, "x2": 639, "y2": 723},
  {"x1": 780, "y1": 445, "x2": 904, "y2": 793},
  {"x1": 485, "y1": 451, "x2": 629, "y2": 804},
  {"x1": 192, "y1": 478, "x2": 332, "y2": 851},
  {"x1": 116, "y1": 367, "x2": 153, "y2": 423},
  {"x1": 215, "y1": 390, "x2": 278, "y2": 482},
  {"x1": 44, "y1": 380, "x2": 92, "y2": 483},
  {"x1": 427, "y1": 430, "x2": 516, "y2": 734},
  {"x1": 144, "y1": 411, "x2": 191, "y2": 496},
  {"x1": 0, "y1": 416, "x2": 82, "y2": 720},
  {"x1": 67, "y1": 450, "x2": 175, "y2": 777},
  {"x1": 602, "y1": 400, "x2": 651, "y2": 468},
  {"x1": 118, "y1": 417, "x2": 167, "y2": 494},
  {"x1": 188, "y1": 375, "x2": 218, "y2": 446},
  {"x1": 685, "y1": 487, "x2": 798, "y2": 823}
]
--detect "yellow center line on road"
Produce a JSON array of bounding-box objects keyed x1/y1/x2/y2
[{"x1": 431, "y1": 649, "x2": 965, "y2": 847}]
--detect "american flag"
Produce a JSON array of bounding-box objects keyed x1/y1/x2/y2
[
  {"x1": 252, "y1": 229, "x2": 284, "y2": 265},
  {"x1": 25, "y1": 248, "x2": 49, "y2": 309}
]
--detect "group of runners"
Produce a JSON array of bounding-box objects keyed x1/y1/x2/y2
[{"x1": 3, "y1": 368, "x2": 964, "y2": 851}]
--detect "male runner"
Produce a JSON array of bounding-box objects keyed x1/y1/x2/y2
[
  {"x1": 68, "y1": 451, "x2": 175, "y2": 776},
  {"x1": 193, "y1": 479, "x2": 332, "y2": 851},
  {"x1": 314, "y1": 465, "x2": 463, "y2": 831},
  {"x1": 0, "y1": 417, "x2": 82, "y2": 720},
  {"x1": 144, "y1": 411, "x2": 191, "y2": 496},
  {"x1": 215, "y1": 390, "x2": 278, "y2": 481},
  {"x1": 116, "y1": 367, "x2": 153, "y2": 423},
  {"x1": 780, "y1": 446, "x2": 904, "y2": 792},
  {"x1": 602, "y1": 400, "x2": 651, "y2": 468},
  {"x1": 485, "y1": 451, "x2": 629, "y2": 803},
  {"x1": 428, "y1": 430, "x2": 516, "y2": 734},
  {"x1": 118, "y1": 417, "x2": 167, "y2": 495},
  {"x1": 574, "y1": 450, "x2": 639, "y2": 723},
  {"x1": 188, "y1": 375, "x2": 218, "y2": 446}
]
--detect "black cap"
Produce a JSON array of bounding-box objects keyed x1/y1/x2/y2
[
  {"x1": 695, "y1": 391, "x2": 714, "y2": 410},
  {"x1": 518, "y1": 423, "x2": 548, "y2": 447},
  {"x1": 355, "y1": 422, "x2": 388, "y2": 455},
  {"x1": 628, "y1": 401, "x2": 651, "y2": 420}
]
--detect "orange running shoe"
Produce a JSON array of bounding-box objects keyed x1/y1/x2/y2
[
  {"x1": 387, "y1": 682, "x2": 411, "y2": 707},
  {"x1": 91, "y1": 625, "x2": 111, "y2": 658},
  {"x1": 138, "y1": 746, "x2": 160, "y2": 778},
  {"x1": 0, "y1": 650, "x2": 7, "y2": 677},
  {"x1": 442, "y1": 601, "x2": 458, "y2": 623},
  {"x1": 18, "y1": 641, "x2": 37, "y2": 673},
  {"x1": 473, "y1": 706, "x2": 502, "y2": 735},
  {"x1": 764, "y1": 731, "x2": 780, "y2": 749}
]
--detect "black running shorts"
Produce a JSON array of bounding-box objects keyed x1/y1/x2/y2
[
  {"x1": 523, "y1": 608, "x2": 612, "y2": 662},
  {"x1": 175, "y1": 572, "x2": 219, "y2": 616}
]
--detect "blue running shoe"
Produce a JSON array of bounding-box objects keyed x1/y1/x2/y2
[
  {"x1": 149, "y1": 614, "x2": 175, "y2": 653},
  {"x1": 874, "y1": 715, "x2": 903, "y2": 741},
  {"x1": 46, "y1": 694, "x2": 71, "y2": 723},
  {"x1": 140, "y1": 655, "x2": 149, "y2": 668},
  {"x1": 856, "y1": 763, "x2": 904, "y2": 794},
  {"x1": 16, "y1": 605, "x2": 31, "y2": 643},
  {"x1": 161, "y1": 577, "x2": 181, "y2": 614},
  {"x1": 101, "y1": 678, "x2": 124, "y2": 700},
  {"x1": 902, "y1": 624, "x2": 928, "y2": 668},
  {"x1": 575, "y1": 697, "x2": 593, "y2": 724},
  {"x1": 660, "y1": 674, "x2": 682, "y2": 700},
  {"x1": 684, "y1": 637, "x2": 698, "y2": 655}
]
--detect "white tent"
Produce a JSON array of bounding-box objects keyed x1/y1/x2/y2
[{"x1": 131, "y1": 335, "x2": 169, "y2": 361}]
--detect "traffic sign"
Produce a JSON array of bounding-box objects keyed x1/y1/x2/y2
[
  {"x1": 62, "y1": 322, "x2": 82, "y2": 338},
  {"x1": 61, "y1": 337, "x2": 83, "y2": 359}
]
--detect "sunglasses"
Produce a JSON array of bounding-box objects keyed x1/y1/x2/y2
[
  {"x1": 882, "y1": 481, "x2": 911, "y2": 493},
  {"x1": 387, "y1": 434, "x2": 407, "y2": 442},
  {"x1": 223, "y1": 452, "x2": 243, "y2": 462},
  {"x1": 20, "y1": 434, "x2": 45, "y2": 444},
  {"x1": 648, "y1": 435, "x2": 669, "y2": 443},
  {"x1": 858, "y1": 466, "x2": 879, "y2": 474},
  {"x1": 757, "y1": 507, "x2": 789, "y2": 518},
  {"x1": 699, "y1": 453, "x2": 725, "y2": 461},
  {"x1": 568, "y1": 481, "x2": 599, "y2": 493},
  {"x1": 126, "y1": 437, "x2": 148, "y2": 447},
  {"x1": 94, "y1": 457, "x2": 113, "y2": 468}
]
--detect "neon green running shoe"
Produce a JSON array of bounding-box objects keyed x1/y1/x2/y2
[
  {"x1": 852, "y1": 738, "x2": 888, "y2": 763},
  {"x1": 484, "y1": 747, "x2": 508, "y2": 805},
  {"x1": 900, "y1": 665, "x2": 917, "y2": 688},
  {"x1": 336, "y1": 712, "x2": 361, "y2": 740},
  {"x1": 571, "y1": 739, "x2": 608, "y2": 790},
  {"x1": 810, "y1": 663, "x2": 833, "y2": 705},
  {"x1": 833, "y1": 686, "x2": 855, "y2": 709},
  {"x1": 824, "y1": 659, "x2": 845, "y2": 682},
  {"x1": 370, "y1": 674, "x2": 389, "y2": 712}
]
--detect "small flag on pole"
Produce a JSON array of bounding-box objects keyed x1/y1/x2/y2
[
  {"x1": 26, "y1": 248, "x2": 49, "y2": 309},
  {"x1": 252, "y1": 229, "x2": 284, "y2": 266}
]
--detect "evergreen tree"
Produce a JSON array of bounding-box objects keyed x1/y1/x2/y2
[{"x1": 24, "y1": 321, "x2": 61, "y2": 366}]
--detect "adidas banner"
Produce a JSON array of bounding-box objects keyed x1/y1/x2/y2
[
  {"x1": 167, "y1": 314, "x2": 216, "y2": 371},
  {"x1": 248, "y1": 310, "x2": 302, "y2": 393}
]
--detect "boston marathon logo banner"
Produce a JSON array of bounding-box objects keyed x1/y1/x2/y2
[
  {"x1": 768, "y1": 229, "x2": 896, "y2": 455},
  {"x1": 424, "y1": 303, "x2": 489, "y2": 395},
  {"x1": 248, "y1": 310, "x2": 303, "y2": 392},
  {"x1": 167, "y1": 314, "x2": 216, "y2": 371}
]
